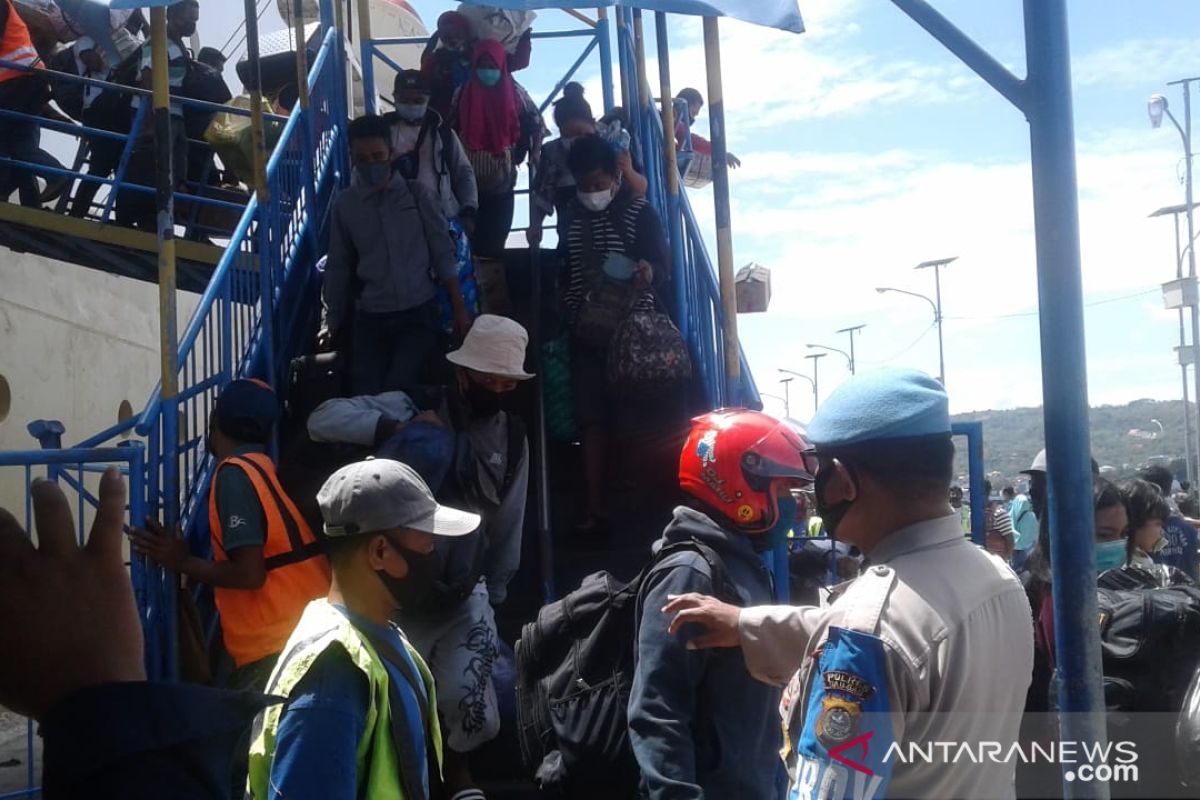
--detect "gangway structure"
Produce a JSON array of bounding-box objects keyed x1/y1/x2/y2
[{"x1": 0, "y1": 0, "x2": 1104, "y2": 797}]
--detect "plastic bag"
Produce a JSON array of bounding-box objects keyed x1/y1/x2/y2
[
  {"x1": 681, "y1": 151, "x2": 713, "y2": 189},
  {"x1": 204, "y1": 94, "x2": 283, "y2": 190},
  {"x1": 541, "y1": 335, "x2": 577, "y2": 442},
  {"x1": 456, "y1": 4, "x2": 535, "y2": 52}
]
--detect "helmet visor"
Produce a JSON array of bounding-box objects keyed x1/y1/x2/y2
[{"x1": 742, "y1": 418, "x2": 818, "y2": 483}]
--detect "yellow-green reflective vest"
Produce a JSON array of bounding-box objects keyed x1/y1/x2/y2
[{"x1": 246, "y1": 598, "x2": 442, "y2": 799}]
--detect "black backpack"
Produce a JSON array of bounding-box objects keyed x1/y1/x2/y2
[
  {"x1": 515, "y1": 539, "x2": 734, "y2": 798},
  {"x1": 1096, "y1": 567, "x2": 1200, "y2": 712}
]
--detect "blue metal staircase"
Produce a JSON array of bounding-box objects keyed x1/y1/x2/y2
[{"x1": 0, "y1": 0, "x2": 757, "y2": 703}]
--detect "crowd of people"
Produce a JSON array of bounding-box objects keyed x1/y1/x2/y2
[
  {"x1": 0, "y1": 1, "x2": 721, "y2": 250},
  {"x1": 5, "y1": 363, "x2": 1200, "y2": 799},
  {"x1": 14, "y1": 5, "x2": 1200, "y2": 800},
  {"x1": 0, "y1": 0, "x2": 241, "y2": 226}
]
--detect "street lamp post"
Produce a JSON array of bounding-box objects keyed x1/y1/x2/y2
[
  {"x1": 875, "y1": 285, "x2": 944, "y2": 383},
  {"x1": 806, "y1": 343, "x2": 852, "y2": 374},
  {"x1": 915, "y1": 257, "x2": 957, "y2": 385},
  {"x1": 806, "y1": 353, "x2": 826, "y2": 409},
  {"x1": 836, "y1": 324, "x2": 866, "y2": 374},
  {"x1": 779, "y1": 377, "x2": 793, "y2": 418},
  {"x1": 1151, "y1": 83, "x2": 1200, "y2": 484},
  {"x1": 1150, "y1": 201, "x2": 1200, "y2": 485},
  {"x1": 779, "y1": 368, "x2": 818, "y2": 416}
]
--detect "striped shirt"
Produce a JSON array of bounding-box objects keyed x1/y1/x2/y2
[{"x1": 563, "y1": 193, "x2": 664, "y2": 319}]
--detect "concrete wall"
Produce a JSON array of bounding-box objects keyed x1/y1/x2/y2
[{"x1": 0, "y1": 251, "x2": 199, "y2": 519}]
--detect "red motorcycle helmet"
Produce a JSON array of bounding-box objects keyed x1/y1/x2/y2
[{"x1": 679, "y1": 409, "x2": 817, "y2": 534}]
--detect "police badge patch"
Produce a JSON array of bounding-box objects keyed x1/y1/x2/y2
[
  {"x1": 815, "y1": 696, "x2": 859, "y2": 745},
  {"x1": 814, "y1": 671, "x2": 875, "y2": 747}
]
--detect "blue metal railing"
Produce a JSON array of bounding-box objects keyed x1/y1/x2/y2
[
  {"x1": 0, "y1": 57, "x2": 288, "y2": 232},
  {"x1": 1, "y1": 19, "x2": 345, "y2": 716},
  {"x1": 612, "y1": 10, "x2": 761, "y2": 411},
  {"x1": 0, "y1": 445, "x2": 149, "y2": 800},
  {"x1": 134, "y1": 26, "x2": 345, "y2": 554}
]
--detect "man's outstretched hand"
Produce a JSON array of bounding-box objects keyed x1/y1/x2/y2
[
  {"x1": 662, "y1": 593, "x2": 742, "y2": 650},
  {"x1": 0, "y1": 468, "x2": 145, "y2": 720}
]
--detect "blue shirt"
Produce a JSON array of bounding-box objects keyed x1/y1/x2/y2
[
  {"x1": 1152, "y1": 515, "x2": 1198, "y2": 580},
  {"x1": 1009, "y1": 494, "x2": 1038, "y2": 552},
  {"x1": 268, "y1": 607, "x2": 431, "y2": 799}
]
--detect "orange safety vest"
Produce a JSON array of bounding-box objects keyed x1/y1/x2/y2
[
  {"x1": 0, "y1": 0, "x2": 41, "y2": 84},
  {"x1": 208, "y1": 452, "x2": 331, "y2": 667}
]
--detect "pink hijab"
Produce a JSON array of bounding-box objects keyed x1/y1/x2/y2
[{"x1": 456, "y1": 39, "x2": 521, "y2": 156}]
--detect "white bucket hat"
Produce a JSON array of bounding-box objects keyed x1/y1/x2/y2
[{"x1": 446, "y1": 314, "x2": 535, "y2": 381}]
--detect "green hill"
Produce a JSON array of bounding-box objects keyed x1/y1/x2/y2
[{"x1": 952, "y1": 399, "x2": 1194, "y2": 489}]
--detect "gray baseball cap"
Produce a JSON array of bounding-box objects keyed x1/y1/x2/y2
[{"x1": 317, "y1": 458, "x2": 480, "y2": 538}]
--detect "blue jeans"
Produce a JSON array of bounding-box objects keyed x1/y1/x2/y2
[
  {"x1": 350, "y1": 301, "x2": 440, "y2": 396},
  {"x1": 1011, "y1": 548, "x2": 1031, "y2": 573}
]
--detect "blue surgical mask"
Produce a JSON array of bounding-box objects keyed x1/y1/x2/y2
[
  {"x1": 394, "y1": 101, "x2": 428, "y2": 122},
  {"x1": 356, "y1": 162, "x2": 392, "y2": 189},
  {"x1": 1095, "y1": 539, "x2": 1127, "y2": 574},
  {"x1": 476, "y1": 68, "x2": 502, "y2": 87}
]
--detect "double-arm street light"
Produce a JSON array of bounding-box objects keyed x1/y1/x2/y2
[
  {"x1": 876, "y1": 257, "x2": 956, "y2": 385},
  {"x1": 807, "y1": 325, "x2": 865, "y2": 375},
  {"x1": 876, "y1": 286, "x2": 944, "y2": 384},
  {"x1": 1150, "y1": 82, "x2": 1200, "y2": 486}
]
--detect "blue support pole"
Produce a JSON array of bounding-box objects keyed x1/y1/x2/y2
[
  {"x1": 596, "y1": 9, "x2": 615, "y2": 112},
  {"x1": 952, "y1": 422, "x2": 986, "y2": 546},
  {"x1": 771, "y1": 540, "x2": 789, "y2": 603},
  {"x1": 891, "y1": 1, "x2": 1107, "y2": 793},
  {"x1": 1022, "y1": 2, "x2": 1107, "y2": 785},
  {"x1": 655, "y1": 12, "x2": 688, "y2": 335},
  {"x1": 357, "y1": 0, "x2": 376, "y2": 114}
]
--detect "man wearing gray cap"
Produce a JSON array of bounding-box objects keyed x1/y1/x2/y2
[
  {"x1": 247, "y1": 458, "x2": 480, "y2": 800},
  {"x1": 662, "y1": 369, "x2": 1033, "y2": 799},
  {"x1": 306, "y1": 314, "x2": 533, "y2": 794}
]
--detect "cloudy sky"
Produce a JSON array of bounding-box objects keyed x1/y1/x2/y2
[{"x1": 202, "y1": 0, "x2": 1200, "y2": 421}]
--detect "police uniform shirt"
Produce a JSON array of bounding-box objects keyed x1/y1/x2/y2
[{"x1": 738, "y1": 513, "x2": 1034, "y2": 800}]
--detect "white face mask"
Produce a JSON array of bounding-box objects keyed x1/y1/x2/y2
[
  {"x1": 578, "y1": 186, "x2": 615, "y2": 213},
  {"x1": 395, "y1": 101, "x2": 428, "y2": 122}
]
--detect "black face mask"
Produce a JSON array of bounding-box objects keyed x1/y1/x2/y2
[
  {"x1": 814, "y1": 458, "x2": 855, "y2": 538},
  {"x1": 376, "y1": 540, "x2": 441, "y2": 609},
  {"x1": 464, "y1": 382, "x2": 507, "y2": 418}
]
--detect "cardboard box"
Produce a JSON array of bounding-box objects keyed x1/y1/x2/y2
[{"x1": 735, "y1": 263, "x2": 772, "y2": 313}]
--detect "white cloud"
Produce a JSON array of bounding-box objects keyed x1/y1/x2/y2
[{"x1": 1073, "y1": 37, "x2": 1200, "y2": 90}]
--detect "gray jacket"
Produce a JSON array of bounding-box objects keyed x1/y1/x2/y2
[
  {"x1": 302, "y1": 390, "x2": 527, "y2": 606},
  {"x1": 322, "y1": 175, "x2": 457, "y2": 335}
]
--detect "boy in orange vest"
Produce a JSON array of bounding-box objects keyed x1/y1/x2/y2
[{"x1": 131, "y1": 379, "x2": 331, "y2": 689}]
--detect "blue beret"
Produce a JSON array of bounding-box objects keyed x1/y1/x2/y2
[
  {"x1": 214, "y1": 379, "x2": 278, "y2": 441},
  {"x1": 806, "y1": 368, "x2": 950, "y2": 449}
]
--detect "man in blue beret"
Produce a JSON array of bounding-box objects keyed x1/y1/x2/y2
[{"x1": 662, "y1": 368, "x2": 1034, "y2": 799}]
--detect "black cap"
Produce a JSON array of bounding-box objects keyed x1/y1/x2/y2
[
  {"x1": 393, "y1": 69, "x2": 431, "y2": 94},
  {"x1": 197, "y1": 46, "x2": 225, "y2": 67}
]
